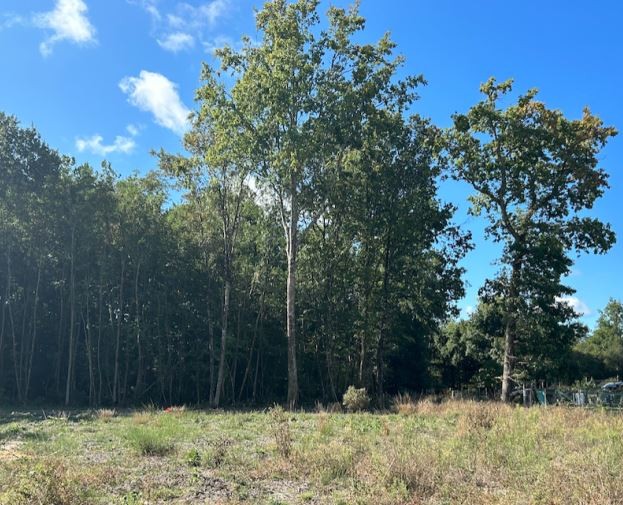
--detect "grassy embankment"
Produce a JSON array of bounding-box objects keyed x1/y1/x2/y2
[{"x1": 1, "y1": 400, "x2": 622, "y2": 504}]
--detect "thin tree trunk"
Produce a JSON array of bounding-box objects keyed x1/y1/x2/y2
[
  {"x1": 112, "y1": 258, "x2": 125, "y2": 404},
  {"x1": 213, "y1": 277, "x2": 230, "y2": 407},
  {"x1": 501, "y1": 255, "x2": 522, "y2": 402},
  {"x1": 134, "y1": 261, "x2": 143, "y2": 399},
  {"x1": 238, "y1": 300, "x2": 263, "y2": 402},
  {"x1": 55, "y1": 268, "x2": 65, "y2": 397},
  {"x1": 0, "y1": 272, "x2": 5, "y2": 388},
  {"x1": 64, "y1": 226, "x2": 76, "y2": 406},
  {"x1": 375, "y1": 231, "x2": 392, "y2": 409},
  {"x1": 230, "y1": 304, "x2": 241, "y2": 404},
  {"x1": 96, "y1": 274, "x2": 103, "y2": 405},
  {"x1": 6, "y1": 247, "x2": 22, "y2": 402},
  {"x1": 286, "y1": 179, "x2": 299, "y2": 409},
  {"x1": 252, "y1": 337, "x2": 260, "y2": 404},
  {"x1": 18, "y1": 282, "x2": 29, "y2": 399},
  {"x1": 24, "y1": 261, "x2": 41, "y2": 400},
  {"x1": 207, "y1": 294, "x2": 215, "y2": 405},
  {"x1": 83, "y1": 283, "x2": 95, "y2": 406}
]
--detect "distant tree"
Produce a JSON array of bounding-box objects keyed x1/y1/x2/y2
[
  {"x1": 447, "y1": 78, "x2": 617, "y2": 401},
  {"x1": 576, "y1": 299, "x2": 623, "y2": 377},
  {"x1": 434, "y1": 303, "x2": 503, "y2": 390}
]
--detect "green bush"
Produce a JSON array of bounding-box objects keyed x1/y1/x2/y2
[
  {"x1": 127, "y1": 427, "x2": 174, "y2": 456},
  {"x1": 342, "y1": 386, "x2": 370, "y2": 412},
  {"x1": 185, "y1": 448, "x2": 202, "y2": 467}
]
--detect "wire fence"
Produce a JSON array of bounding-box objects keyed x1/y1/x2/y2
[{"x1": 445, "y1": 385, "x2": 623, "y2": 409}]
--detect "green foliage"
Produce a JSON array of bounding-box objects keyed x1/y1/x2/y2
[
  {"x1": 126, "y1": 424, "x2": 175, "y2": 456},
  {"x1": 342, "y1": 386, "x2": 370, "y2": 412},
  {"x1": 184, "y1": 448, "x2": 202, "y2": 467},
  {"x1": 575, "y1": 299, "x2": 623, "y2": 378},
  {"x1": 0, "y1": 2, "x2": 616, "y2": 411},
  {"x1": 447, "y1": 78, "x2": 616, "y2": 396}
]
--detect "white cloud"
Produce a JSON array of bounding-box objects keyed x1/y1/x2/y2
[
  {"x1": 178, "y1": 0, "x2": 230, "y2": 28},
  {"x1": 130, "y1": 0, "x2": 231, "y2": 53},
  {"x1": 119, "y1": 70, "x2": 190, "y2": 135},
  {"x1": 0, "y1": 13, "x2": 25, "y2": 30},
  {"x1": 76, "y1": 134, "x2": 136, "y2": 156},
  {"x1": 167, "y1": 14, "x2": 185, "y2": 29},
  {"x1": 157, "y1": 31, "x2": 195, "y2": 52},
  {"x1": 556, "y1": 296, "x2": 592, "y2": 316},
  {"x1": 126, "y1": 123, "x2": 141, "y2": 136},
  {"x1": 34, "y1": 0, "x2": 96, "y2": 56}
]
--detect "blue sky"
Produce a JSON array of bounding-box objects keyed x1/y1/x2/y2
[{"x1": 0, "y1": 0, "x2": 621, "y2": 327}]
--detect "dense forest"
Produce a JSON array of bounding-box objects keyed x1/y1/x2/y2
[{"x1": 0, "y1": 0, "x2": 620, "y2": 408}]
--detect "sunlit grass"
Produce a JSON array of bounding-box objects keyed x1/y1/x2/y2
[{"x1": 1, "y1": 401, "x2": 623, "y2": 503}]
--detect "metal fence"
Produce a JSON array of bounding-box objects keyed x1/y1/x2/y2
[{"x1": 445, "y1": 386, "x2": 623, "y2": 409}]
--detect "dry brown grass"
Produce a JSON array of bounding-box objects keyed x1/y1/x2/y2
[{"x1": 94, "y1": 408, "x2": 116, "y2": 422}]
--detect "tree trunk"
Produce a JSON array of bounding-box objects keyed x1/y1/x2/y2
[
  {"x1": 134, "y1": 261, "x2": 143, "y2": 399},
  {"x1": 501, "y1": 255, "x2": 522, "y2": 402},
  {"x1": 207, "y1": 294, "x2": 215, "y2": 405},
  {"x1": 238, "y1": 298, "x2": 263, "y2": 402},
  {"x1": 286, "y1": 183, "x2": 299, "y2": 409},
  {"x1": 6, "y1": 247, "x2": 23, "y2": 402},
  {"x1": 83, "y1": 289, "x2": 95, "y2": 406},
  {"x1": 64, "y1": 225, "x2": 76, "y2": 406},
  {"x1": 213, "y1": 276, "x2": 230, "y2": 407},
  {"x1": 55, "y1": 268, "x2": 65, "y2": 398},
  {"x1": 96, "y1": 275, "x2": 103, "y2": 405},
  {"x1": 24, "y1": 261, "x2": 41, "y2": 401},
  {"x1": 112, "y1": 258, "x2": 125, "y2": 404},
  {"x1": 375, "y1": 231, "x2": 392, "y2": 409}
]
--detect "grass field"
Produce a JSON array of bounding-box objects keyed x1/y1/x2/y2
[{"x1": 1, "y1": 400, "x2": 622, "y2": 504}]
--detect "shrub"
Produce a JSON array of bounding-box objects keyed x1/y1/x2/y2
[
  {"x1": 268, "y1": 405, "x2": 293, "y2": 459},
  {"x1": 95, "y1": 408, "x2": 116, "y2": 422},
  {"x1": 185, "y1": 448, "x2": 202, "y2": 467},
  {"x1": 127, "y1": 426, "x2": 174, "y2": 456},
  {"x1": 342, "y1": 386, "x2": 370, "y2": 412},
  {"x1": 6, "y1": 460, "x2": 86, "y2": 504}
]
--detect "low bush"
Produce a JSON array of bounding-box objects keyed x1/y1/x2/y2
[
  {"x1": 268, "y1": 405, "x2": 293, "y2": 459},
  {"x1": 127, "y1": 426, "x2": 174, "y2": 456},
  {"x1": 342, "y1": 386, "x2": 370, "y2": 412}
]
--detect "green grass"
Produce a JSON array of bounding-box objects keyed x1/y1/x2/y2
[{"x1": 1, "y1": 401, "x2": 623, "y2": 503}]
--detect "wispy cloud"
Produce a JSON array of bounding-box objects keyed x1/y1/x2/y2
[
  {"x1": 76, "y1": 134, "x2": 135, "y2": 156},
  {"x1": 157, "y1": 31, "x2": 195, "y2": 52},
  {"x1": 130, "y1": 0, "x2": 232, "y2": 53},
  {"x1": 130, "y1": 0, "x2": 161, "y2": 22},
  {"x1": 33, "y1": 0, "x2": 96, "y2": 56},
  {"x1": 556, "y1": 296, "x2": 592, "y2": 316},
  {"x1": 203, "y1": 34, "x2": 234, "y2": 54},
  {"x1": 119, "y1": 70, "x2": 190, "y2": 136},
  {"x1": 176, "y1": 0, "x2": 230, "y2": 28},
  {"x1": 0, "y1": 13, "x2": 26, "y2": 30},
  {"x1": 126, "y1": 123, "x2": 141, "y2": 137}
]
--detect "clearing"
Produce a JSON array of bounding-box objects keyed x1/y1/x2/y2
[{"x1": 0, "y1": 401, "x2": 622, "y2": 504}]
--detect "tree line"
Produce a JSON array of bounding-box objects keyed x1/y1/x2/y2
[{"x1": 0, "y1": 0, "x2": 618, "y2": 407}]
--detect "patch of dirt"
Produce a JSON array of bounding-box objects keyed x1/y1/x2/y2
[
  {"x1": 190, "y1": 471, "x2": 232, "y2": 503},
  {"x1": 0, "y1": 440, "x2": 24, "y2": 461},
  {"x1": 261, "y1": 478, "x2": 312, "y2": 502}
]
